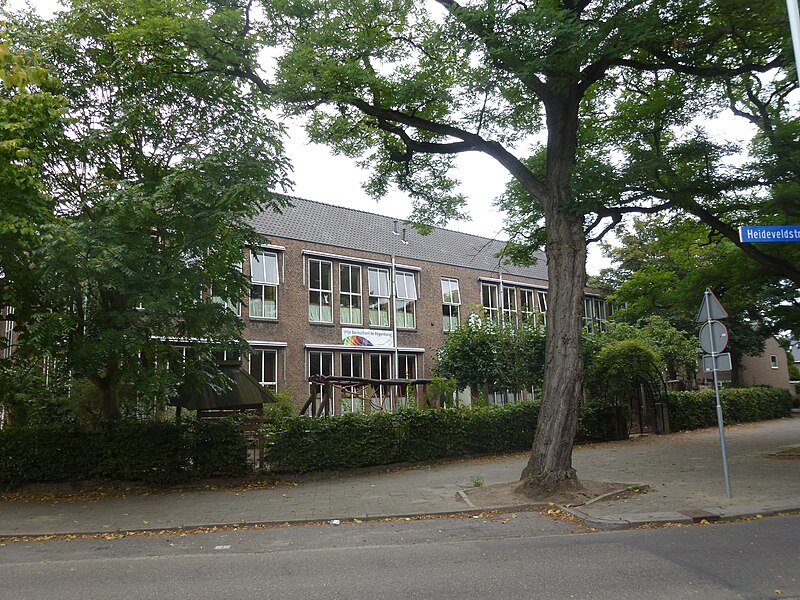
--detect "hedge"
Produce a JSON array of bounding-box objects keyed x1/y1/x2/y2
[
  {"x1": 667, "y1": 387, "x2": 793, "y2": 431},
  {"x1": 263, "y1": 402, "x2": 540, "y2": 474},
  {"x1": 0, "y1": 420, "x2": 249, "y2": 490},
  {"x1": 1, "y1": 386, "x2": 791, "y2": 487}
]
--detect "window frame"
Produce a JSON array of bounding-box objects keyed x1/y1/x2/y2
[
  {"x1": 367, "y1": 267, "x2": 391, "y2": 328},
  {"x1": 501, "y1": 286, "x2": 517, "y2": 325},
  {"x1": 339, "y1": 263, "x2": 363, "y2": 325},
  {"x1": 249, "y1": 250, "x2": 279, "y2": 319},
  {"x1": 394, "y1": 271, "x2": 417, "y2": 329},
  {"x1": 249, "y1": 348, "x2": 278, "y2": 391},
  {"x1": 441, "y1": 278, "x2": 461, "y2": 332},
  {"x1": 482, "y1": 283, "x2": 499, "y2": 322},
  {"x1": 308, "y1": 258, "x2": 334, "y2": 323}
]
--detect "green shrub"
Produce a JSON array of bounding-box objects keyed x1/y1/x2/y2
[
  {"x1": 263, "y1": 402, "x2": 539, "y2": 474},
  {"x1": 0, "y1": 419, "x2": 249, "y2": 490},
  {"x1": 667, "y1": 387, "x2": 792, "y2": 431}
]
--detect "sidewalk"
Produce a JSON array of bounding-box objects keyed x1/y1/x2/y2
[{"x1": 1, "y1": 414, "x2": 798, "y2": 536}]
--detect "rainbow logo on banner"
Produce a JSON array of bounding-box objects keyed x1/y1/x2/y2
[{"x1": 342, "y1": 335, "x2": 373, "y2": 347}]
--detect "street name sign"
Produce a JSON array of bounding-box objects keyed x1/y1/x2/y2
[{"x1": 739, "y1": 225, "x2": 800, "y2": 243}]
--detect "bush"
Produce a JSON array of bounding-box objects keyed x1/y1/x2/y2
[
  {"x1": 0, "y1": 419, "x2": 249, "y2": 490},
  {"x1": 263, "y1": 402, "x2": 540, "y2": 474},
  {"x1": 667, "y1": 387, "x2": 792, "y2": 431}
]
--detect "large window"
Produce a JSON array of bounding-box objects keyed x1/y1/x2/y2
[
  {"x1": 2, "y1": 307, "x2": 14, "y2": 359},
  {"x1": 394, "y1": 271, "x2": 417, "y2": 329},
  {"x1": 584, "y1": 297, "x2": 607, "y2": 333},
  {"x1": 308, "y1": 259, "x2": 333, "y2": 323},
  {"x1": 249, "y1": 250, "x2": 279, "y2": 319},
  {"x1": 368, "y1": 267, "x2": 390, "y2": 327},
  {"x1": 441, "y1": 278, "x2": 461, "y2": 332},
  {"x1": 212, "y1": 263, "x2": 243, "y2": 315},
  {"x1": 501, "y1": 286, "x2": 517, "y2": 325},
  {"x1": 536, "y1": 291, "x2": 548, "y2": 326},
  {"x1": 520, "y1": 289, "x2": 535, "y2": 323},
  {"x1": 396, "y1": 353, "x2": 418, "y2": 410},
  {"x1": 249, "y1": 348, "x2": 277, "y2": 391},
  {"x1": 340, "y1": 352, "x2": 364, "y2": 413},
  {"x1": 309, "y1": 350, "x2": 334, "y2": 412},
  {"x1": 370, "y1": 352, "x2": 392, "y2": 406},
  {"x1": 481, "y1": 283, "x2": 499, "y2": 322},
  {"x1": 339, "y1": 264, "x2": 362, "y2": 325}
]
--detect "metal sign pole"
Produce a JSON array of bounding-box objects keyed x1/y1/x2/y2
[{"x1": 705, "y1": 290, "x2": 732, "y2": 498}]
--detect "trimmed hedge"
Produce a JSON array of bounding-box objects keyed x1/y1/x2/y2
[
  {"x1": 263, "y1": 402, "x2": 540, "y2": 474},
  {"x1": 667, "y1": 387, "x2": 793, "y2": 431},
  {"x1": 0, "y1": 420, "x2": 249, "y2": 490}
]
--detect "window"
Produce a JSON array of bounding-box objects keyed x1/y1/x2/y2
[
  {"x1": 368, "y1": 267, "x2": 390, "y2": 327},
  {"x1": 501, "y1": 286, "x2": 517, "y2": 325},
  {"x1": 396, "y1": 353, "x2": 418, "y2": 410},
  {"x1": 770, "y1": 354, "x2": 779, "y2": 369},
  {"x1": 584, "y1": 297, "x2": 608, "y2": 333},
  {"x1": 339, "y1": 264, "x2": 362, "y2": 325},
  {"x1": 249, "y1": 250, "x2": 279, "y2": 319},
  {"x1": 340, "y1": 352, "x2": 364, "y2": 413},
  {"x1": 341, "y1": 352, "x2": 364, "y2": 378},
  {"x1": 3, "y1": 307, "x2": 14, "y2": 359},
  {"x1": 309, "y1": 351, "x2": 334, "y2": 410},
  {"x1": 308, "y1": 259, "x2": 333, "y2": 323},
  {"x1": 520, "y1": 289, "x2": 535, "y2": 323},
  {"x1": 536, "y1": 291, "x2": 548, "y2": 326},
  {"x1": 441, "y1": 278, "x2": 461, "y2": 332},
  {"x1": 370, "y1": 352, "x2": 392, "y2": 407},
  {"x1": 394, "y1": 271, "x2": 417, "y2": 329},
  {"x1": 212, "y1": 263, "x2": 243, "y2": 315},
  {"x1": 249, "y1": 349, "x2": 277, "y2": 391},
  {"x1": 212, "y1": 288, "x2": 242, "y2": 315},
  {"x1": 482, "y1": 283, "x2": 499, "y2": 322}
]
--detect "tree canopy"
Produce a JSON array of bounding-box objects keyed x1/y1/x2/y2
[{"x1": 2, "y1": 2, "x2": 290, "y2": 420}]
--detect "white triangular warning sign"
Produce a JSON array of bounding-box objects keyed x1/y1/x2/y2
[{"x1": 696, "y1": 288, "x2": 728, "y2": 322}]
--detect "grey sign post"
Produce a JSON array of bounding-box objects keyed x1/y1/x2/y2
[{"x1": 697, "y1": 288, "x2": 732, "y2": 498}]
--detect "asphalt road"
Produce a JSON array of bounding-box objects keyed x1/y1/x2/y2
[{"x1": 2, "y1": 512, "x2": 798, "y2": 599}]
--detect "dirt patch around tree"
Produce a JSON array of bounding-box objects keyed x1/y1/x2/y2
[{"x1": 463, "y1": 479, "x2": 640, "y2": 508}]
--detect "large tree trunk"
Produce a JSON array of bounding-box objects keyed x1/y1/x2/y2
[
  {"x1": 516, "y1": 87, "x2": 587, "y2": 495},
  {"x1": 517, "y1": 206, "x2": 587, "y2": 495},
  {"x1": 100, "y1": 385, "x2": 121, "y2": 421}
]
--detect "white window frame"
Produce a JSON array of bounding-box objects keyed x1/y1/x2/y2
[
  {"x1": 536, "y1": 291, "x2": 548, "y2": 326},
  {"x1": 502, "y1": 286, "x2": 517, "y2": 325},
  {"x1": 770, "y1": 354, "x2": 779, "y2": 369},
  {"x1": 308, "y1": 259, "x2": 333, "y2": 323},
  {"x1": 394, "y1": 271, "x2": 417, "y2": 329},
  {"x1": 482, "y1": 283, "x2": 499, "y2": 322},
  {"x1": 3, "y1": 307, "x2": 15, "y2": 360},
  {"x1": 520, "y1": 289, "x2": 535, "y2": 323},
  {"x1": 340, "y1": 352, "x2": 365, "y2": 413},
  {"x1": 339, "y1": 264, "x2": 362, "y2": 325},
  {"x1": 368, "y1": 267, "x2": 390, "y2": 327},
  {"x1": 441, "y1": 278, "x2": 461, "y2": 332},
  {"x1": 249, "y1": 348, "x2": 278, "y2": 391},
  {"x1": 249, "y1": 250, "x2": 279, "y2": 319}
]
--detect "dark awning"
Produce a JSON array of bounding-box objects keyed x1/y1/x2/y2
[{"x1": 172, "y1": 364, "x2": 276, "y2": 411}]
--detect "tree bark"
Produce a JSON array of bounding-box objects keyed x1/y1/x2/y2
[
  {"x1": 100, "y1": 385, "x2": 121, "y2": 421},
  {"x1": 515, "y1": 87, "x2": 587, "y2": 495},
  {"x1": 517, "y1": 206, "x2": 587, "y2": 495}
]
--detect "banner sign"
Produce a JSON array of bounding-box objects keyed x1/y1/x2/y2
[
  {"x1": 739, "y1": 225, "x2": 800, "y2": 243},
  {"x1": 341, "y1": 327, "x2": 394, "y2": 348}
]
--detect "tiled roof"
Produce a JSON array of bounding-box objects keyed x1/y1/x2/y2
[{"x1": 250, "y1": 196, "x2": 549, "y2": 281}]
